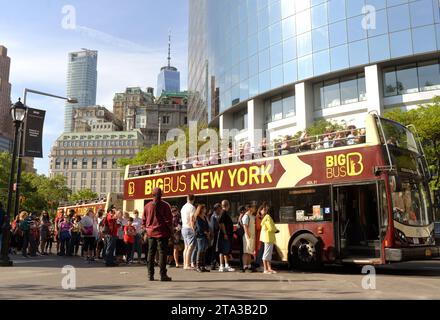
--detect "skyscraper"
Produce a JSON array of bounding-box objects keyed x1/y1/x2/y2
[
  {"x1": 189, "y1": 0, "x2": 440, "y2": 146},
  {"x1": 156, "y1": 33, "x2": 180, "y2": 96},
  {"x1": 64, "y1": 49, "x2": 98, "y2": 132},
  {"x1": 0, "y1": 45, "x2": 12, "y2": 151}
]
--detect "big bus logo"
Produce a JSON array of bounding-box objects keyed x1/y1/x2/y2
[
  {"x1": 325, "y1": 152, "x2": 364, "y2": 179},
  {"x1": 128, "y1": 182, "x2": 135, "y2": 196}
]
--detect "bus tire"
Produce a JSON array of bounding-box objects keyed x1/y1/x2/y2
[{"x1": 289, "y1": 233, "x2": 322, "y2": 270}]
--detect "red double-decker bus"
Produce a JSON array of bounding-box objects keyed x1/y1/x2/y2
[{"x1": 123, "y1": 113, "x2": 439, "y2": 268}]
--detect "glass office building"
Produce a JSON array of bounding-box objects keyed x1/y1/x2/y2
[
  {"x1": 188, "y1": 0, "x2": 440, "y2": 145},
  {"x1": 157, "y1": 66, "x2": 181, "y2": 96},
  {"x1": 64, "y1": 49, "x2": 98, "y2": 132}
]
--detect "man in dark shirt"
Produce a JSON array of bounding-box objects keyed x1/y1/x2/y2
[
  {"x1": 143, "y1": 187, "x2": 172, "y2": 281},
  {"x1": 217, "y1": 200, "x2": 235, "y2": 272}
]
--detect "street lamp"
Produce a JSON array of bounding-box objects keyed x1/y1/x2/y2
[
  {"x1": 0, "y1": 99, "x2": 27, "y2": 266},
  {"x1": 0, "y1": 89, "x2": 77, "y2": 267},
  {"x1": 14, "y1": 89, "x2": 77, "y2": 221}
]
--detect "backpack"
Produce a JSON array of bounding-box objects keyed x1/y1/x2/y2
[
  {"x1": 235, "y1": 216, "x2": 245, "y2": 238},
  {"x1": 20, "y1": 219, "x2": 30, "y2": 231}
]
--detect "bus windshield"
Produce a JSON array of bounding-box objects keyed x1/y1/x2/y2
[
  {"x1": 391, "y1": 180, "x2": 432, "y2": 227},
  {"x1": 380, "y1": 118, "x2": 418, "y2": 153}
]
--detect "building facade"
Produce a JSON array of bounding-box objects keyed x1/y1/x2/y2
[
  {"x1": 115, "y1": 90, "x2": 188, "y2": 147},
  {"x1": 188, "y1": 0, "x2": 440, "y2": 148},
  {"x1": 64, "y1": 49, "x2": 98, "y2": 132},
  {"x1": 49, "y1": 129, "x2": 145, "y2": 196},
  {"x1": 157, "y1": 66, "x2": 181, "y2": 96},
  {"x1": 0, "y1": 45, "x2": 12, "y2": 151},
  {"x1": 73, "y1": 105, "x2": 121, "y2": 133},
  {"x1": 113, "y1": 87, "x2": 155, "y2": 130}
]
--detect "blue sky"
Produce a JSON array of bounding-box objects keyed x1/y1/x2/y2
[{"x1": 0, "y1": 0, "x2": 188, "y2": 175}]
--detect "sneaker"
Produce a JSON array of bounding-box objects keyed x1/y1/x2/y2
[
  {"x1": 196, "y1": 267, "x2": 203, "y2": 273},
  {"x1": 201, "y1": 267, "x2": 210, "y2": 272},
  {"x1": 218, "y1": 266, "x2": 225, "y2": 272},
  {"x1": 160, "y1": 275, "x2": 172, "y2": 281},
  {"x1": 269, "y1": 270, "x2": 277, "y2": 274},
  {"x1": 224, "y1": 266, "x2": 235, "y2": 272}
]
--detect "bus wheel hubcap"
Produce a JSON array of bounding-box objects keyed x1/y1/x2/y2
[{"x1": 298, "y1": 241, "x2": 315, "y2": 263}]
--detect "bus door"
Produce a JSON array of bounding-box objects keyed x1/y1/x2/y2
[{"x1": 334, "y1": 182, "x2": 381, "y2": 262}]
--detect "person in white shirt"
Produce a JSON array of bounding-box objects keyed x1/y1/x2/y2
[
  {"x1": 181, "y1": 194, "x2": 196, "y2": 270},
  {"x1": 132, "y1": 209, "x2": 144, "y2": 263}
]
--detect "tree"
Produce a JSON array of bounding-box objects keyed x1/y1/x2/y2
[
  {"x1": 118, "y1": 122, "x2": 214, "y2": 167},
  {"x1": 69, "y1": 189, "x2": 98, "y2": 203},
  {"x1": 385, "y1": 97, "x2": 440, "y2": 214}
]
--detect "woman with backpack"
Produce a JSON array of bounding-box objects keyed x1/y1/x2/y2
[{"x1": 81, "y1": 209, "x2": 96, "y2": 262}]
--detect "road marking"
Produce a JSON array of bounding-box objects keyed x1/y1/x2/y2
[{"x1": 12, "y1": 259, "x2": 56, "y2": 264}]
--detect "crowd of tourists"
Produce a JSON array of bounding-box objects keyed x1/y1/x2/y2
[
  {"x1": 129, "y1": 126, "x2": 366, "y2": 177},
  {"x1": 1, "y1": 187, "x2": 279, "y2": 281}
]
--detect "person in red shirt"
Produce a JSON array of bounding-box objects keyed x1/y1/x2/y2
[
  {"x1": 104, "y1": 208, "x2": 119, "y2": 267},
  {"x1": 143, "y1": 187, "x2": 173, "y2": 281},
  {"x1": 124, "y1": 217, "x2": 136, "y2": 264}
]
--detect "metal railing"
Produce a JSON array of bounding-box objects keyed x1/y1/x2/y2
[{"x1": 127, "y1": 127, "x2": 367, "y2": 178}]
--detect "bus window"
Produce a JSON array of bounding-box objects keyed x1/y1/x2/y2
[{"x1": 279, "y1": 186, "x2": 332, "y2": 223}]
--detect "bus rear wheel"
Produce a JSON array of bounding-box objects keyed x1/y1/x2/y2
[{"x1": 289, "y1": 234, "x2": 322, "y2": 270}]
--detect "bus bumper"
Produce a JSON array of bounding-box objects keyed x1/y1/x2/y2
[{"x1": 385, "y1": 246, "x2": 440, "y2": 262}]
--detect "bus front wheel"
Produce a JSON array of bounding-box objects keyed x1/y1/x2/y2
[{"x1": 289, "y1": 233, "x2": 322, "y2": 270}]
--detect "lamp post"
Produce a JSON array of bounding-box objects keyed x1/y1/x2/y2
[
  {"x1": 14, "y1": 89, "x2": 77, "y2": 220},
  {"x1": 0, "y1": 99, "x2": 26, "y2": 267}
]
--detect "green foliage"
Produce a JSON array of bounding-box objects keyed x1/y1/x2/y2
[
  {"x1": 69, "y1": 189, "x2": 98, "y2": 203},
  {"x1": 385, "y1": 97, "x2": 440, "y2": 194},
  {"x1": 118, "y1": 123, "x2": 214, "y2": 167},
  {"x1": 0, "y1": 152, "x2": 71, "y2": 215},
  {"x1": 291, "y1": 119, "x2": 345, "y2": 140}
]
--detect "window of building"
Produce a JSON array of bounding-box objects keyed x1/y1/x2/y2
[
  {"x1": 92, "y1": 158, "x2": 97, "y2": 169},
  {"x1": 383, "y1": 60, "x2": 440, "y2": 97},
  {"x1": 418, "y1": 60, "x2": 440, "y2": 92},
  {"x1": 162, "y1": 116, "x2": 170, "y2": 124},
  {"x1": 264, "y1": 93, "x2": 296, "y2": 123},
  {"x1": 313, "y1": 72, "x2": 366, "y2": 110},
  {"x1": 63, "y1": 159, "x2": 69, "y2": 169},
  {"x1": 72, "y1": 158, "x2": 78, "y2": 169},
  {"x1": 102, "y1": 158, "x2": 108, "y2": 169},
  {"x1": 233, "y1": 109, "x2": 248, "y2": 131},
  {"x1": 55, "y1": 158, "x2": 61, "y2": 170},
  {"x1": 82, "y1": 158, "x2": 88, "y2": 169}
]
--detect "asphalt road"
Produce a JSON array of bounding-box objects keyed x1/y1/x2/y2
[{"x1": 1, "y1": 254, "x2": 440, "y2": 300}]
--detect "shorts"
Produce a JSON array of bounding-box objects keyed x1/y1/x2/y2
[
  {"x1": 243, "y1": 235, "x2": 255, "y2": 254},
  {"x1": 262, "y1": 243, "x2": 274, "y2": 261},
  {"x1": 83, "y1": 237, "x2": 96, "y2": 252},
  {"x1": 216, "y1": 234, "x2": 232, "y2": 255},
  {"x1": 182, "y1": 227, "x2": 195, "y2": 247}
]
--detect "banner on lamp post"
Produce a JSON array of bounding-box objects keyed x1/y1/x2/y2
[{"x1": 23, "y1": 107, "x2": 46, "y2": 158}]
